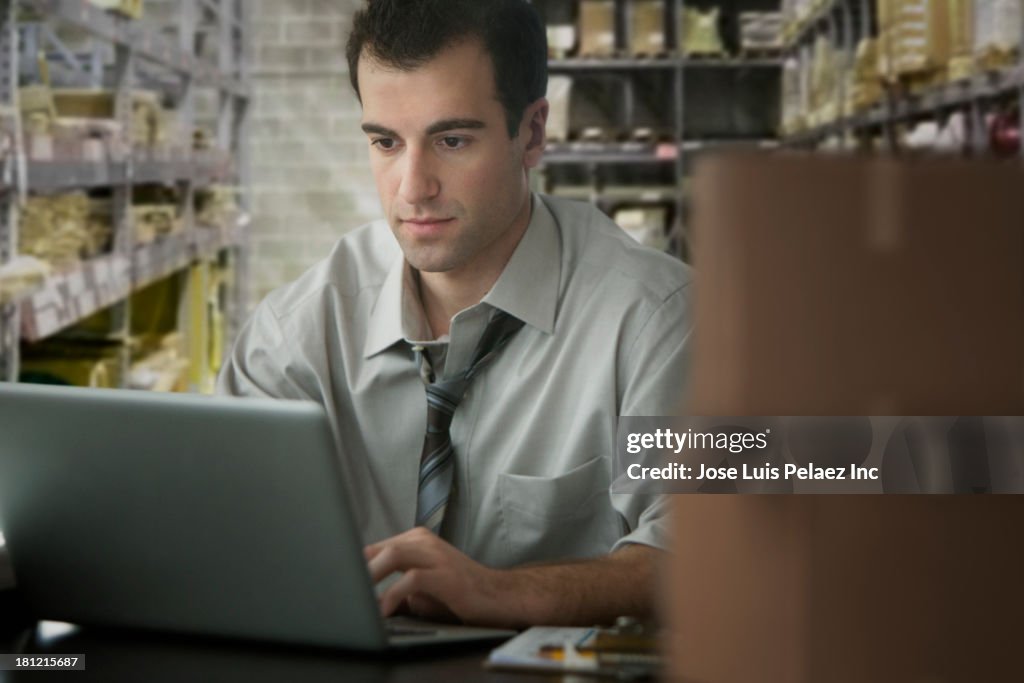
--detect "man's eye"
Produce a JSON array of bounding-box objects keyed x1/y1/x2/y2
[
  {"x1": 440, "y1": 137, "x2": 465, "y2": 149},
  {"x1": 372, "y1": 138, "x2": 396, "y2": 150}
]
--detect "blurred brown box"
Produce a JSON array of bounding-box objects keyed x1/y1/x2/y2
[
  {"x1": 579, "y1": 0, "x2": 616, "y2": 57},
  {"x1": 628, "y1": 0, "x2": 665, "y2": 56},
  {"x1": 688, "y1": 153, "x2": 1024, "y2": 416},
  {"x1": 669, "y1": 154, "x2": 1024, "y2": 683}
]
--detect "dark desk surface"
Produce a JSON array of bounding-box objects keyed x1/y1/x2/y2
[{"x1": 0, "y1": 592, "x2": 566, "y2": 683}]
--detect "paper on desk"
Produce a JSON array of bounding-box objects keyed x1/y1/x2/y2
[{"x1": 486, "y1": 626, "x2": 600, "y2": 674}]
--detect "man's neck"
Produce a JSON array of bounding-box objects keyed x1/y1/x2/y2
[{"x1": 417, "y1": 196, "x2": 533, "y2": 338}]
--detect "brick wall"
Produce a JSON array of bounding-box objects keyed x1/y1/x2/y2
[{"x1": 247, "y1": 0, "x2": 381, "y2": 304}]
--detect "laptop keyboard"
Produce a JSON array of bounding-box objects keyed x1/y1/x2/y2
[{"x1": 387, "y1": 626, "x2": 440, "y2": 637}]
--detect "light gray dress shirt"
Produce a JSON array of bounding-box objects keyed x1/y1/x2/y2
[{"x1": 217, "y1": 194, "x2": 692, "y2": 568}]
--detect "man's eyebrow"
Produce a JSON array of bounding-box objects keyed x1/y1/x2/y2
[
  {"x1": 425, "y1": 119, "x2": 486, "y2": 135},
  {"x1": 361, "y1": 123, "x2": 399, "y2": 137}
]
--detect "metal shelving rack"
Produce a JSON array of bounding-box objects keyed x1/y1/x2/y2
[
  {"x1": 0, "y1": 0, "x2": 250, "y2": 386},
  {"x1": 536, "y1": 0, "x2": 782, "y2": 259},
  {"x1": 779, "y1": 0, "x2": 1024, "y2": 157}
]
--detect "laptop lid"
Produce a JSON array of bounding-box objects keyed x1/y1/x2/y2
[{"x1": 0, "y1": 383, "x2": 391, "y2": 651}]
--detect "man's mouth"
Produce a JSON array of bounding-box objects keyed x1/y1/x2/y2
[{"x1": 401, "y1": 217, "x2": 455, "y2": 235}]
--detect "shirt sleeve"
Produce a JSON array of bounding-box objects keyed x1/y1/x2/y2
[
  {"x1": 215, "y1": 300, "x2": 314, "y2": 401},
  {"x1": 611, "y1": 283, "x2": 693, "y2": 553}
]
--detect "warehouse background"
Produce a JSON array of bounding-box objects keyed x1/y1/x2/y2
[
  {"x1": 248, "y1": 0, "x2": 376, "y2": 303},
  {"x1": 0, "y1": 0, "x2": 1020, "y2": 393}
]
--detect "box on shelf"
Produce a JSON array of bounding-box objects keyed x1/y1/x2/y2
[
  {"x1": 613, "y1": 205, "x2": 669, "y2": 251},
  {"x1": 681, "y1": 7, "x2": 726, "y2": 57},
  {"x1": 876, "y1": 0, "x2": 952, "y2": 81},
  {"x1": 88, "y1": 0, "x2": 143, "y2": 19},
  {"x1": 545, "y1": 76, "x2": 573, "y2": 143},
  {"x1": 628, "y1": 0, "x2": 666, "y2": 57},
  {"x1": 579, "y1": 0, "x2": 616, "y2": 57},
  {"x1": 19, "y1": 193, "x2": 110, "y2": 269},
  {"x1": 546, "y1": 24, "x2": 577, "y2": 59},
  {"x1": 847, "y1": 38, "x2": 884, "y2": 113},
  {"x1": 0, "y1": 256, "x2": 51, "y2": 305},
  {"x1": 974, "y1": 0, "x2": 1021, "y2": 70},
  {"x1": 51, "y1": 89, "x2": 166, "y2": 148},
  {"x1": 18, "y1": 85, "x2": 57, "y2": 137},
  {"x1": 739, "y1": 12, "x2": 785, "y2": 53},
  {"x1": 947, "y1": 0, "x2": 975, "y2": 79}
]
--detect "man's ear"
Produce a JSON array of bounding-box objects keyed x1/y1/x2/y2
[{"x1": 520, "y1": 98, "x2": 549, "y2": 169}]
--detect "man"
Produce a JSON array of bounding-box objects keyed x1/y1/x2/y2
[{"x1": 218, "y1": 0, "x2": 691, "y2": 628}]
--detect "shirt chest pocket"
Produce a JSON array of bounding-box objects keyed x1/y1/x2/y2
[{"x1": 497, "y1": 455, "x2": 624, "y2": 566}]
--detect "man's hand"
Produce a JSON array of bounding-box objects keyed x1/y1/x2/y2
[
  {"x1": 365, "y1": 527, "x2": 663, "y2": 628},
  {"x1": 365, "y1": 527, "x2": 509, "y2": 626}
]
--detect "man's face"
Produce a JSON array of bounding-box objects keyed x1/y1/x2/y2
[{"x1": 358, "y1": 40, "x2": 543, "y2": 277}]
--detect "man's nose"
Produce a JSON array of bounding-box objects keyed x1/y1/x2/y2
[{"x1": 397, "y1": 147, "x2": 440, "y2": 204}]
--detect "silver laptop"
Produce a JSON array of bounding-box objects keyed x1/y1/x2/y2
[{"x1": 0, "y1": 382, "x2": 514, "y2": 650}]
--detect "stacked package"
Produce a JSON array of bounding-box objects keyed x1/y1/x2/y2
[
  {"x1": 876, "y1": 0, "x2": 951, "y2": 86},
  {"x1": 545, "y1": 76, "x2": 573, "y2": 142},
  {"x1": 52, "y1": 90, "x2": 167, "y2": 148},
  {"x1": 547, "y1": 24, "x2": 576, "y2": 59},
  {"x1": 947, "y1": 0, "x2": 975, "y2": 79},
  {"x1": 846, "y1": 38, "x2": 884, "y2": 113},
  {"x1": 579, "y1": 0, "x2": 616, "y2": 56},
  {"x1": 629, "y1": 1, "x2": 666, "y2": 56},
  {"x1": 19, "y1": 193, "x2": 111, "y2": 268},
  {"x1": 681, "y1": 8, "x2": 726, "y2": 56},
  {"x1": 614, "y1": 206, "x2": 669, "y2": 252},
  {"x1": 740, "y1": 12, "x2": 785, "y2": 53},
  {"x1": 808, "y1": 35, "x2": 841, "y2": 126},
  {"x1": 974, "y1": 0, "x2": 1022, "y2": 70},
  {"x1": 88, "y1": 0, "x2": 142, "y2": 18},
  {"x1": 196, "y1": 186, "x2": 240, "y2": 231},
  {"x1": 19, "y1": 86, "x2": 57, "y2": 137}
]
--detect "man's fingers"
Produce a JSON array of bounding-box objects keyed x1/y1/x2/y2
[
  {"x1": 378, "y1": 568, "x2": 442, "y2": 618},
  {"x1": 366, "y1": 529, "x2": 441, "y2": 584}
]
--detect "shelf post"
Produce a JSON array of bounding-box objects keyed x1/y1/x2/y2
[
  {"x1": 0, "y1": 0, "x2": 17, "y2": 382},
  {"x1": 110, "y1": 27, "x2": 135, "y2": 386}
]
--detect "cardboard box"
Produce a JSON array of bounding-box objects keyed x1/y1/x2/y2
[
  {"x1": 687, "y1": 154, "x2": 1024, "y2": 416},
  {"x1": 668, "y1": 154, "x2": 1024, "y2": 683},
  {"x1": 668, "y1": 496, "x2": 1024, "y2": 683},
  {"x1": 628, "y1": 0, "x2": 665, "y2": 56},
  {"x1": 579, "y1": 0, "x2": 616, "y2": 56}
]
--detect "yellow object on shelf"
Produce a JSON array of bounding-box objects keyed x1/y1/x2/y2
[
  {"x1": 948, "y1": 0, "x2": 975, "y2": 79},
  {"x1": 88, "y1": 0, "x2": 143, "y2": 19},
  {"x1": 18, "y1": 192, "x2": 109, "y2": 268},
  {"x1": 876, "y1": 0, "x2": 952, "y2": 80},
  {"x1": 19, "y1": 85, "x2": 57, "y2": 136},
  {"x1": 579, "y1": 0, "x2": 616, "y2": 56},
  {"x1": 681, "y1": 7, "x2": 726, "y2": 56},
  {"x1": 629, "y1": 1, "x2": 666, "y2": 56},
  {"x1": 20, "y1": 343, "x2": 124, "y2": 388},
  {"x1": 52, "y1": 89, "x2": 164, "y2": 147},
  {"x1": 132, "y1": 204, "x2": 181, "y2": 245},
  {"x1": 848, "y1": 38, "x2": 884, "y2": 112}
]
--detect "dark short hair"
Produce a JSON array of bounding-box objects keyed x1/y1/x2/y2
[{"x1": 346, "y1": 0, "x2": 548, "y2": 138}]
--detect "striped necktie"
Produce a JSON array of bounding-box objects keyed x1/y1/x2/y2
[{"x1": 412, "y1": 311, "x2": 525, "y2": 534}]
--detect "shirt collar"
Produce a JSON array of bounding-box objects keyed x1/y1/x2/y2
[
  {"x1": 363, "y1": 193, "x2": 561, "y2": 359},
  {"x1": 481, "y1": 193, "x2": 560, "y2": 335}
]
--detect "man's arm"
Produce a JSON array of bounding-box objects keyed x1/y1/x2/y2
[{"x1": 366, "y1": 527, "x2": 663, "y2": 628}]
